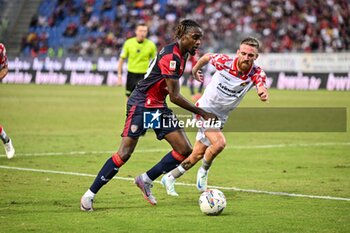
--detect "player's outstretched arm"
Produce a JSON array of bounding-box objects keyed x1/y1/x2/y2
[
  {"x1": 257, "y1": 85, "x2": 269, "y2": 102},
  {"x1": 252, "y1": 72, "x2": 269, "y2": 102},
  {"x1": 165, "y1": 77, "x2": 217, "y2": 120},
  {"x1": 192, "y1": 53, "x2": 212, "y2": 82}
]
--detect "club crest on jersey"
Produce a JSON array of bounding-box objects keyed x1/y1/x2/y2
[
  {"x1": 131, "y1": 125, "x2": 138, "y2": 133},
  {"x1": 169, "y1": 61, "x2": 176, "y2": 71}
]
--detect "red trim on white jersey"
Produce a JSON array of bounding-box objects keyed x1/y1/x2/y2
[
  {"x1": 0, "y1": 43, "x2": 8, "y2": 69},
  {"x1": 209, "y1": 53, "x2": 266, "y2": 86}
]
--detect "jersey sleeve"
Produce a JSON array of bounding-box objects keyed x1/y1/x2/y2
[
  {"x1": 209, "y1": 53, "x2": 231, "y2": 71},
  {"x1": 251, "y1": 67, "x2": 267, "y2": 88},
  {"x1": 158, "y1": 54, "x2": 181, "y2": 79},
  {"x1": 120, "y1": 40, "x2": 129, "y2": 59}
]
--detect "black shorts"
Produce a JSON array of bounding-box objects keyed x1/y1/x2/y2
[
  {"x1": 126, "y1": 72, "x2": 145, "y2": 97},
  {"x1": 121, "y1": 105, "x2": 182, "y2": 140}
]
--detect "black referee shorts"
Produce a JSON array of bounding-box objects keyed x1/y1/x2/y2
[{"x1": 126, "y1": 72, "x2": 145, "y2": 97}]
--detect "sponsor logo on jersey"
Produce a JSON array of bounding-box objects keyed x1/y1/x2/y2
[
  {"x1": 217, "y1": 83, "x2": 245, "y2": 97},
  {"x1": 220, "y1": 73, "x2": 231, "y2": 81}
]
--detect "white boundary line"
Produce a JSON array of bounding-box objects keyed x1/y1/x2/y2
[
  {"x1": 0, "y1": 165, "x2": 349, "y2": 202},
  {"x1": 1, "y1": 142, "x2": 349, "y2": 157}
]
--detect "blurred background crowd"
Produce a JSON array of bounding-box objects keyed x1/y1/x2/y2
[{"x1": 2, "y1": 0, "x2": 350, "y2": 57}]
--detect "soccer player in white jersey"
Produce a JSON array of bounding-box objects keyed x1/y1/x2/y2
[
  {"x1": 161, "y1": 37, "x2": 268, "y2": 196},
  {"x1": 0, "y1": 43, "x2": 15, "y2": 159}
]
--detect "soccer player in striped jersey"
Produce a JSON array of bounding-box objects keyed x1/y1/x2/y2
[
  {"x1": 80, "y1": 19, "x2": 217, "y2": 211},
  {"x1": 0, "y1": 43, "x2": 15, "y2": 159},
  {"x1": 161, "y1": 37, "x2": 269, "y2": 196}
]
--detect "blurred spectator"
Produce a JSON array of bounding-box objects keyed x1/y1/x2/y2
[
  {"x1": 29, "y1": 14, "x2": 39, "y2": 28},
  {"x1": 21, "y1": 0, "x2": 350, "y2": 57},
  {"x1": 63, "y1": 23, "x2": 78, "y2": 37},
  {"x1": 101, "y1": 0, "x2": 113, "y2": 12}
]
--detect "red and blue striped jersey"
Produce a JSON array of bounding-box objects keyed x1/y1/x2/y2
[{"x1": 128, "y1": 42, "x2": 189, "y2": 108}]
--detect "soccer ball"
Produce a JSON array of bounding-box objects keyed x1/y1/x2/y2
[{"x1": 199, "y1": 189, "x2": 227, "y2": 216}]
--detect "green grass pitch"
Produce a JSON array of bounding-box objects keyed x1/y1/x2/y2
[{"x1": 0, "y1": 84, "x2": 349, "y2": 233}]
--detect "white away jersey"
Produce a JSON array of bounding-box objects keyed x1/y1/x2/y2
[
  {"x1": 0, "y1": 43, "x2": 8, "y2": 69},
  {"x1": 197, "y1": 53, "x2": 266, "y2": 123}
]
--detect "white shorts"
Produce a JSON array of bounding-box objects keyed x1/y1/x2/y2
[
  {"x1": 194, "y1": 100, "x2": 229, "y2": 147},
  {"x1": 194, "y1": 114, "x2": 225, "y2": 147},
  {"x1": 196, "y1": 127, "x2": 212, "y2": 146}
]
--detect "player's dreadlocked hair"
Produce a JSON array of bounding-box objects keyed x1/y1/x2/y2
[
  {"x1": 174, "y1": 19, "x2": 201, "y2": 39},
  {"x1": 240, "y1": 37, "x2": 260, "y2": 49}
]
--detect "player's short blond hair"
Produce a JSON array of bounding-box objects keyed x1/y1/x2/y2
[{"x1": 240, "y1": 37, "x2": 260, "y2": 49}]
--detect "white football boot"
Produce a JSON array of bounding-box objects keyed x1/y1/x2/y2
[
  {"x1": 80, "y1": 195, "x2": 94, "y2": 211},
  {"x1": 196, "y1": 167, "x2": 209, "y2": 192},
  {"x1": 161, "y1": 174, "x2": 179, "y2": 196},
  {"x1": 4, "y1": 139, "x2": 15, "y2": 159}
]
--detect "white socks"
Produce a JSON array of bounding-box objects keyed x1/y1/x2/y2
[
  {"x1": 170, "y1": 165, "x2": 186, "y2": 179},
  {"x1": 84, "y1": 189, "x2": 95, "y2": 198},
  {"x1": 142, "y1": 173, "x2": 153, "y2": 183}
]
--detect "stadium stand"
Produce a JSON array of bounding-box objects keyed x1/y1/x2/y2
[{"x1": 5, "y1": 0, "x2": 350, "y2": 57}]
